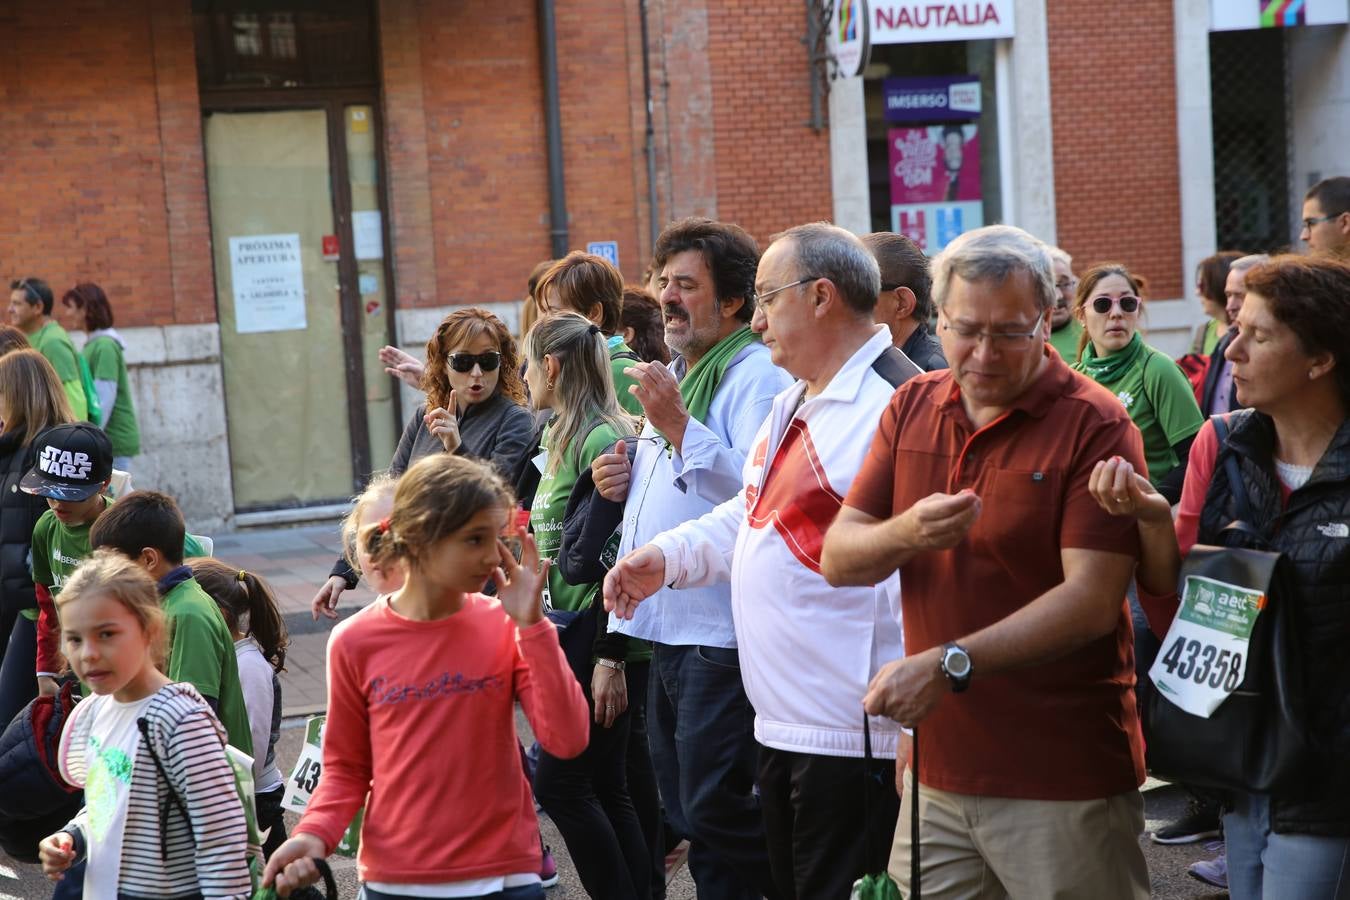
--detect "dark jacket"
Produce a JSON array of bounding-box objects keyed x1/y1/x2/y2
[
  {"x1": 899, "y1": 322, "x2": 948, "y2": 373},
  {"x1": 1199, "y1": 409, "x2": 1350, "y2": 835},
  {"x1": 331, "y1": 392, "x2": 535, "y2": 587},
  {"x1": 0, "y1": 430, "x2": 49, "y2": 617},
  {"x1": 1199, "y1": 328, "x2": 1243, "y2": 417}
]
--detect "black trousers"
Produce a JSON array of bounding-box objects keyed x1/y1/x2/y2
[
  {"x1": 758, "y1": 745, "x2": 900, "y2": 900},
  {"x1": 534, "y1": 676, "x2": 650, "y2": 900}
]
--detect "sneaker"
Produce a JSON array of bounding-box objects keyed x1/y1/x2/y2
[
  {"x1": 540, "y1": 845, "x2": 559, "y2": 889},
  {"x1": 1188, "y1": 850, "x2": 1228, "y2": 889},
  {"x1": 664, "y1": 840, "x2": 690, "y2": 886},
  {"x1": 1150, "y1": 796, "x2": 1222, "y2": 844}
]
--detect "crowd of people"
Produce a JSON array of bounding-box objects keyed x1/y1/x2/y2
[{"x1": 0, "y1": 175, "x2": 1347, "y2": 900}]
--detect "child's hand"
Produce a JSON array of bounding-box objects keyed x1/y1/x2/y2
[
  {"x1": 38, "y1": 832, "x2": 75, "y2": 879},
  {"x1": 263, "y1": 833, "x2": 328, "y2": 896},
  {"x1": 495, "y1": 529, "x2": 549, "y2": 628}
]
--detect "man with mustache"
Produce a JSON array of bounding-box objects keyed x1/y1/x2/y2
[{"x1": 590, "y1": 217, "x2": 790, "y2": 899}]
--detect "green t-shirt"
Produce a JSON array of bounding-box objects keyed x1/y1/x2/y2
[
  {"x1": 84, "y1": 335, "x2": 140, "y2": 457},
  {"x1": 532, "y1": 420, "x2": 624, "y2": 616},
  {"x1": 1048, "y1": 318, "x2": 1085, "y2": 363},
  {"x1": 1198, "y1": 318, "x2": 1224, "y2": 356},
  {"x1": 609, "y1": 339, "x2": 644, "y2": 416},
  {"x1": 1073, "y1": 335, "x2": 1204, "y2": 486},
  {"x1": 162, "y1": 577, "x2": 254, "y2": 756},
  {"x1": 30, "y1": 321, "x2": 87, "y2": 421}
]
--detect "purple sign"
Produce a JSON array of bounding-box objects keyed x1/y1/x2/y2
[{"x1": 883, "y1": 75, "x2": 982, "y2": 123}]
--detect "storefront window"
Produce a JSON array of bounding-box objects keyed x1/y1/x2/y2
[{"x1": 863, "y1": 40, "x2": 1003, "y2": 252}]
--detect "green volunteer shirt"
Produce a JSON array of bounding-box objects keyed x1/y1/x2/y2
[
  {"x1": 1073, "y1": 332, "x2": 1204, "y2": 486},
  {"x1": 30, "y1": 321, "x2": 87, "y2": 421},
  {"x1": 532, "y1": 420, "x2": 624, "y2": 615},
  {"x1": 162, "y1": 576, "x2": 254, "y2": 756},
  {"x1": 1048, "y1": 318, "x2": 1085, "y2": 363},
  {"x1": 609, "y1": 339, "x2": 643, "y2": 416},
  {"x1": 84, "y1": 334, "x2": 140, "y2": 457}
]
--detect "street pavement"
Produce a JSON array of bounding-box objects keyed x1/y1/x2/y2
[{"x1": 0, "y1": 521, "x2": 1229, "y2": 898}]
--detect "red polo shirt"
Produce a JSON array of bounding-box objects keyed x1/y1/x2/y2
[{"x1": 846, "y1": 352, "x2": 1147, "y2": 800}]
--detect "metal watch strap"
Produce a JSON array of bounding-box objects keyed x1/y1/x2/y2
[{"x1": 597, "y1": 657, "x2": 626, "y2": 671}]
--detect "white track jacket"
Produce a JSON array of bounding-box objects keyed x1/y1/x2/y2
[{"x1": 651, "y1": 326, "x2": 914, "y2": 758}]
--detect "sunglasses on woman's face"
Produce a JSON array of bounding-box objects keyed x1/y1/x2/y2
[
  {"x1": 1091, "y1": 295, "x2": 1140, "y2": 315},
  {"x1": 448, "y1": 351, "x2": 502, "y2": 373}
]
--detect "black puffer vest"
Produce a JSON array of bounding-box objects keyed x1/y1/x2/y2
[
  {"x1": 1198, "y1": 409, "x2": 1350, "y2": 835},
  {"x1": 0, "y1": 430, "x2": 48, "y2": 617}
]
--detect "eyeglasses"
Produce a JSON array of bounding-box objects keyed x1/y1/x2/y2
[
  {"x1": 1055, "y1": 278, "x2": 1078, "y2": 292},
  {"x1": 755, "y1": 276, "x2": 821, "y2": 308},
  {"x1": 448, "y1": 351, "x2": 502, "y2": 373},
  {"x1": 939, "y1": 311, "x2": 1045, "y2": 345},
  {"x1": 1090, "y1": 295, "x2": 1140, "y2": 314},
  {"x1": 1301, "y1": 214, "x2": 1340, "y2": 231}
]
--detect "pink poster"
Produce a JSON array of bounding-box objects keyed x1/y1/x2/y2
[{"x1": 888, "y1": 125, "x2": 982, "y2": 204}]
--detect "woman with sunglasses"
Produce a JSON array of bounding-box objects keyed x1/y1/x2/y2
[
  {"x1": 1072, "y1": 264, "x2": 1204, "y2": 505},
  {"x1": 313, "y1": 308, "x2": 534, "y2": 618}
]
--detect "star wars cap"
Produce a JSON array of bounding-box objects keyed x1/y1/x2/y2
[{"x1": 20, "y1": 423, "x2": 114, "y2": 501}]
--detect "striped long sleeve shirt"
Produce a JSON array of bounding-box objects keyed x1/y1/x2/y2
[{"x1": 59, "y1": 682, "x2": 252, "y2": 899}]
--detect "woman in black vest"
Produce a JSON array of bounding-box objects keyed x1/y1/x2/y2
[
  {"x1": 1089, "y1": 255, "x2": 1350, "y2": 899},
  {"x1": 0, "y1": 347, "x2": 76, "y2": 723}
]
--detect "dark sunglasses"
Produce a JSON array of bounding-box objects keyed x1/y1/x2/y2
[
  {"x1": 1091, "y1": 295, "x2": 1140, "y2": 315},
  {"x1": 448, "y1": 351, "x2": 501, "y2": 373}
]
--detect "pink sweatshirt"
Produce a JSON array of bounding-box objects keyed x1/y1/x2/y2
[{"x1": 296, "y1": 594, "x2": 588, "y2": 885}]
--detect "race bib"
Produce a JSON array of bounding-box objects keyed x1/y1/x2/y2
[
  {"x1": 1149, "y1": 574, "x2": 1266, "y2": 718},
  {"x1": 282, "y1": 716, "x2": 325, "y2": 812}
]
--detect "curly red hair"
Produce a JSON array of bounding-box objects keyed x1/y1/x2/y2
[{"x1": 420, "y1": 308, "x2": 525, "y2": 410}]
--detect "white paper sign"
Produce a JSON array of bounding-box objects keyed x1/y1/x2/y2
[
  {"x1": 229, "y1": 234, "x2": 307, "y2": 334},
  {"x1": 1150, "y1": 574, "x2": 1266, "y2": 718},
  {"x1": 353, "y1": 210, "x2": 384, "y2": 260}
]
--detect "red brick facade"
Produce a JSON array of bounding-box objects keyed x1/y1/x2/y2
[{"x1": 1046, "y1": 0, "x2": 1184, "y2": 298}]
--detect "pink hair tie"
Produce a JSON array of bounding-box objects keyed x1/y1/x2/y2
[{"x1": 378, "y1": 517, "x2": 392, "y2": 534}]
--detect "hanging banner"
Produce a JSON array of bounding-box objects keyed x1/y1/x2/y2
[
  {"x1": 1211, "y1": 0, "x2": 1349, "y2": 30},
  {"x1": 228, "y1": 233, "x2": 307, "y2": 334},
  {"x1": 883, "y1": 75, "x2": 981, "y2": 123},
  {"x1": 889, "y1": 125, "x2": 983, "y2": 253},
  {"x1": 871, "y1": 1, "x2": 1014, "y2": 44},
  {"x1": 827, "y1": 0, "x2": 871, "y2": 77}
]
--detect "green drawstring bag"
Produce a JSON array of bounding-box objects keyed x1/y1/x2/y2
[{"x1": 851, "y1": 718, "x2": 919, "y2": 900}]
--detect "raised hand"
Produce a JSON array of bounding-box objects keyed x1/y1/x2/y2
[
  {"x1": 495, "y1": 529, "x2": 549, "y2": 628},
  {"x1": 425, "y1": 390, "x2": 462, "y2": 453},
  {"x1": 625, "y1": 363, "x2": 689, "y2": 452},
  {"x1": 380, "y1": 345, "x2": 425, "y2": 389},
  {"x1": 1090, "y1": 456, "x2": 1171, "y2": 524},
  {"x1": 604, "y1": 544, "x2": 667, "y2": 619}
]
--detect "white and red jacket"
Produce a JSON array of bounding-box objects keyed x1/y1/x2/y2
[{"x1": 651, "y1": 326, "x2": 918, "y2": 758}]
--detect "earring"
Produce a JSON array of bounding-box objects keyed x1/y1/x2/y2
[{"x1": 547, "y1": 380, "x2": 556, "y2": 391}]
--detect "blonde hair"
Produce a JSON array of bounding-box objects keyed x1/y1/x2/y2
[
  {"x1": 363, "y1": 454, "x2": 514, "y2": 569},
  {"x1": 57, "y1": 549, "x2": 167, "y2": 668},
  {"x1": 524, "y1": 312, "x2": 632, "y2": 475},
  {"x1": 342, "y1": 473, "x2": 399, "y2": 575},
  {"x1": 0, "y1": 349, "x2": 75, "y2": 445}
]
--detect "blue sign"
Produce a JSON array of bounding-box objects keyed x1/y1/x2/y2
[
  {"x1": 883, "y1": 75, "x2": 981, "y2": 123},
  {"x1": 587, "y1": 241, "x2": 620, "y2": 268}
]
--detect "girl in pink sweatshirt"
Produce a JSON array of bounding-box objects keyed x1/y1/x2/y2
[{"x1": 264, "y1": 454, "x2": 589, "y2": 899}]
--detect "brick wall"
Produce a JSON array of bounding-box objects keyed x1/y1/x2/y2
[
  {"x1": 1046, "y1": 0, "x2": 1183, "y2": 298},
  {"x1": 705, "y1": 1, "x2": 833, "y2": 246},
  {"x1": 0, "y1": 0, "x2": 213, "y2": 326}
]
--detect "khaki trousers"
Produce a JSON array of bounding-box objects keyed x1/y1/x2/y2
[{"x1": 888, "y1": 768, "x2": 1150, "y2": 899}]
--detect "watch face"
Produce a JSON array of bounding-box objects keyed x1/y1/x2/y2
[{"x1": 945, "y1": 648, "x2": 972, "y2": 679}]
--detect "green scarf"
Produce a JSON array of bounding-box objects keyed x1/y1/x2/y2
[
  {"x1": 679, "y1": 325, "x2": 759, "y2": 422},
  {"x1": 1075, "y1": 330, "x2": 1144, "y2": 383}
]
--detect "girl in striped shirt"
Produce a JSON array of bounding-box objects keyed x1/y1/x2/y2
[{"x1": 38, "y1": 549, "x2": 251, "y2": 899}]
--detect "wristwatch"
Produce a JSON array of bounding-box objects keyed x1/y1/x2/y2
[
  {"x1": 939, "y1": 642, "x2": 973, "y2": 693},
  {"x1": 596, "y1": 658, "x2": 626, "y2": 672}
]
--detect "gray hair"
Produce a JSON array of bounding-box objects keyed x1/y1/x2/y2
[
  {"x1": 1048, "y1": 246, "x2": 1073, "y2": 269},
  {"x1": 1230, "y1": 253, "x2": 1271, "y2": 274},
  {"x1": 772, "y1": 222, "x2": 881, "y2": 316},
  {"x1": 931, "y1": 225, "x2": 1057, "y2": 313}
]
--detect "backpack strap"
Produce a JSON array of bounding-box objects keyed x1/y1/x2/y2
[
  {"x1": 136, "y1": 716, "x2": 192, "y2": 862},
  {"x1": 871, "y1": 345, "x2": 921, "y2": 389},
  {"x1": 1209, "y1": 414, "x2": 1253, "y2": 525}
]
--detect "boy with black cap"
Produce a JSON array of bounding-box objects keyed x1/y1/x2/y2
[{"x1": 22, "y1": 424, "x2": 204, "y2": 697}]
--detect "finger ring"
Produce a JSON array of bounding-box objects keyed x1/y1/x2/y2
[{"x1": 606, "y1": 705, "x2": 615, "y2": 710}]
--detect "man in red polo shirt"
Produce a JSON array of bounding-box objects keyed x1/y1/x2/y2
[{"x1": 821, "y1": 224, "x2": 1151, "y2": 898}]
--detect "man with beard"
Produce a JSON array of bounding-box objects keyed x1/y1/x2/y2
[
  {"x1": 590, "y1": 217, "x2": 790, "y2": 899},
  {"x1": 1047, "y1": 246, "x2": 1083, "y2": 362}
]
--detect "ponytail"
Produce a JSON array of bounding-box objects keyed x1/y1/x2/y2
[{"x1": 189, "y1": 557, "x2": 290, "y2": 673}]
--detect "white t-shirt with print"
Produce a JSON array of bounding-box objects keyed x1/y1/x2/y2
[{"x1": 81, "y1": 694, "x2": 155, "y2": 900}]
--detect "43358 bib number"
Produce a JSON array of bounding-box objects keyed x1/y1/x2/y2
[{"x1": 1158, "y1": 637, "x2": 1242, "y2": 692}]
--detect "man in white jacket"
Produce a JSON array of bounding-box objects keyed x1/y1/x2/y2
[{"x1": 606, "y1": 223, "x2": 921, "y2": 899}]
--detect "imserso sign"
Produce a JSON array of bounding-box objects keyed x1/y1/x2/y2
[{"x1": 871, "y1": 1, "x2": 1015, "y2": 44}]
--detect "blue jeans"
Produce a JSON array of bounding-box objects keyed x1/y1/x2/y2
[
  {"x1": 647, "y1": 643, "x2": 778, "y2": 900},
  {"x1": 360, "y1": 884, "x2": 543, "y2": 900},
  {"x1": 1224, "y1": 792, "x2": 1350, "y2": 899}
]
